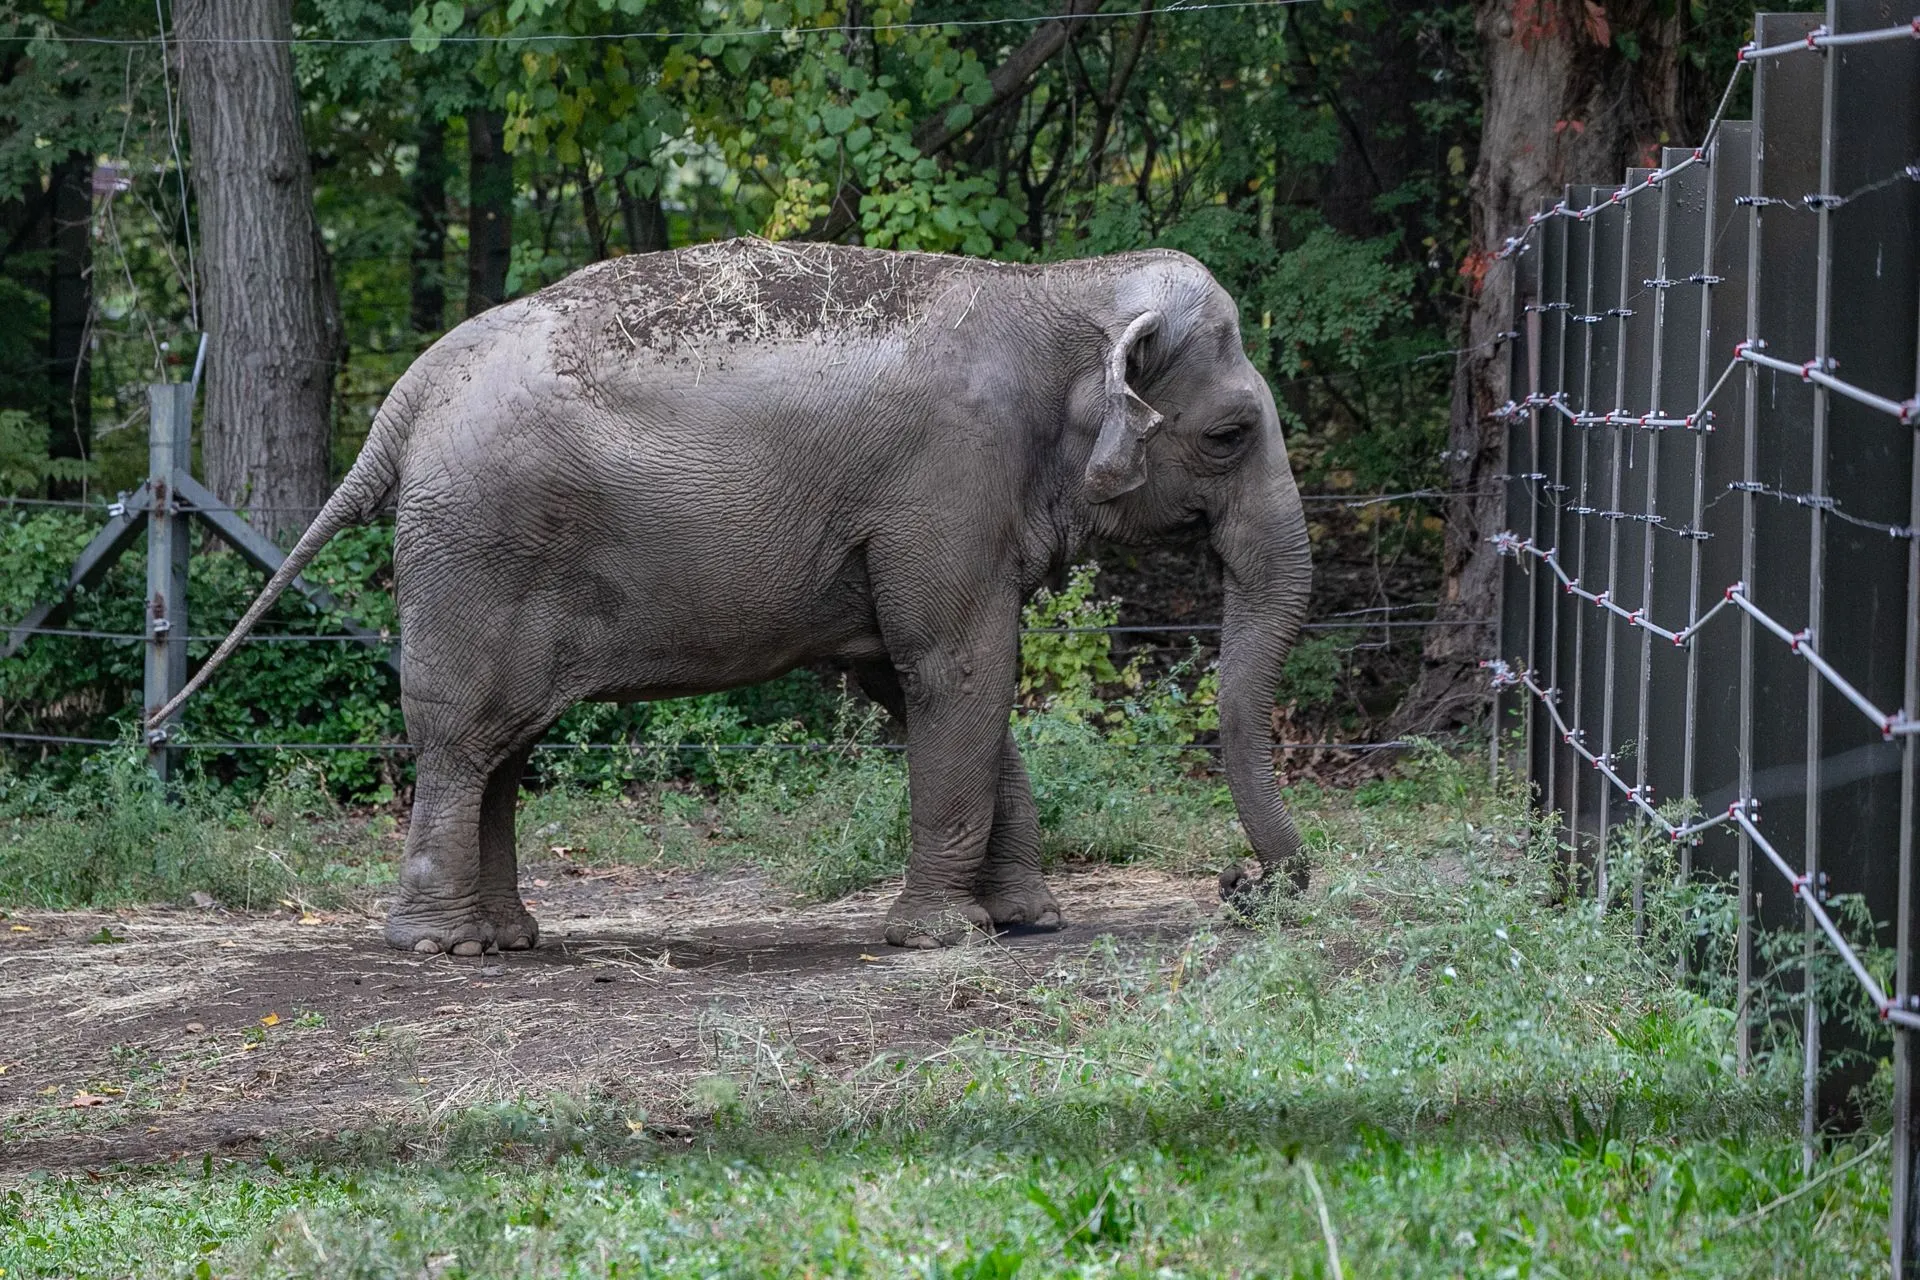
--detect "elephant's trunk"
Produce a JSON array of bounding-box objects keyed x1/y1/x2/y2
[{"x1": 1214, "y1": 500, "x2": 1313, "y2": 894}]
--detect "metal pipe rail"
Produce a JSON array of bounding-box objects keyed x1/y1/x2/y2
[
  {"x1": 1494, "y1": 531, "x2": 1915, "y2": 738},
  {"x1": 1737, "y1": 340, "x2": 1920, "y2": 423}
]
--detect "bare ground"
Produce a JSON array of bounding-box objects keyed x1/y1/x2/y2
[{"x1": 0, "y1": 863, "x2": 1227, "y2": 1175}]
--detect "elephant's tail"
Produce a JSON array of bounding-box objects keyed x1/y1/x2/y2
[{"x1": 144, "y1": 398, "x2": 409, "y2": 731}]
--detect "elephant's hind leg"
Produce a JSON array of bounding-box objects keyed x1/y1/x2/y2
[
  {"x1": 972, "y1": 733, "x2": 1063, "y2": 930},
  {"x1": 385, "y1": 738, "x2": 541, "y2": 955}
]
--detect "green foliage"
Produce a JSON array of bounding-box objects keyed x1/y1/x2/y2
[
  {"x1": 0, "y1": 409, "x2": 88, "y2": 495},
  {"x1": 1276, "y1": 629, "x2": 1352, "y2": 710},
  {"x1": 1017, "y1": 561, "x2": 1133, "y2": 717}
]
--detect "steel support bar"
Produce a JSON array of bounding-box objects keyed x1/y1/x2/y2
[
  {"x1": 173, "y1": 473, "x2": 402, "y2": 676},
  {"x1": 1738, "y1": 344, "x2": 1920, "y2": 421},
  {"x1": 143, "y1": 384, "x2": 191, "y2": 782},
  {"x1": 1, "y1": 484, "x2": 151, "y2": 659}
]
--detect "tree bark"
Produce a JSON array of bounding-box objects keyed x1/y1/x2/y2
[
  {"x1": 409, "y1": 117, "x2": 449, "y2": 333},
  {"x1": 45, "y1": 151, "x2": 91, "y2": 491},
  {"x1": 1390, "y1": 0, "x2": 1684, "y2": 733},
  {"x1": 176, "y1": 0, "x2": 342, "y2": 544},
  {"x1": 576, "y1": 164, "x2": 609, "y2": 262},
  {"x1": 465, "y1": 107, "x2": 512, "y2": 313}
]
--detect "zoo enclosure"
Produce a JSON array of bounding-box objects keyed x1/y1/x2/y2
[{"x1": 1485, "y1": 2, "x2": 1920, "y2": 1271}]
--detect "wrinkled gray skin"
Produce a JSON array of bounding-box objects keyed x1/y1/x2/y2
[{"x1": 157, "y1": 239, "x2": 1312, "y2": 955}]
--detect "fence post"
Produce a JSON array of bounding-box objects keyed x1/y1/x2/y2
[
  {"x1": 143, "y1": 382, "x2": 192, "y2": 782},
  {"x1": 1897, "y1": 310, "x2": 1920, "y2": 1275}
]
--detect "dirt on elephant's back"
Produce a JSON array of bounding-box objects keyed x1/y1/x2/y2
[{"x1": 0, "y1": 865, "x2": 1227, "y2": 1175}]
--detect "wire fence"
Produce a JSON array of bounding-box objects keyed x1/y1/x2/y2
[
  {"x1": 1483, "y1": 4, "x2": 1919, "y2": 1268},
  {"x1": 1, "y1": 449, "x2": 1481, "y2": 761}
]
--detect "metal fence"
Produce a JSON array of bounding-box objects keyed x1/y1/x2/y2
[{"x1": 1484, "y1": 3, "x2": 1920, "y2": 1270}]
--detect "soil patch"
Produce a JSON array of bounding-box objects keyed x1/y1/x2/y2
[{"x1": 0, "y1": 864, "x2": 1225, "y2": 1174}]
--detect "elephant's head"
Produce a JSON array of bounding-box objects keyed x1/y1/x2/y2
[{"x1": 1069, "y1": 252, "x2": 1313, "y2": 899}]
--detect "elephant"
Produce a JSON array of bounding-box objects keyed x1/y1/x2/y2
[{"x1": 154, "y1": 237, "x2": 1313, "y2": 955}]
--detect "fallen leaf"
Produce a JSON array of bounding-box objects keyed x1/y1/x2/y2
[
  {"x1": 86, "y1": 926, "x2": 123, "y2": 945},
  {"x1": 218, "y1": 940, "x2": 237, "y2": 948},
  {"x1": 277, "y1": 899, "x2": 297, "y2": 909},
  {"x1": 858, "y1": 953, "x2": 881, "y2": 962},
  {"x1": 99, "y1": 1087, "x2": 124, "y2": 1095},
  {"x1": 242, "y1": 1043, "x2": 260, "y2": 1052},
  {"x1": 185, "y1": 1022, "x2": 205, "y2": 1034},
  {"x1": 69, "y1": 1092, "x2": 112, "y2": 1109},
  {"x1": 415, "y1": 1076, "x2": 431, "y2": 1084},
  {"x1": 8, "y1": 925, "x2": 28, "y2": 933},
  {"x1": 298, "y1": 915, "x2": 322, "y2": 926},
  {"x1": 259, "y1": 1012, "x2": 280, "y2": 1027},
  {"x1": 532, "y1": 879, "x2": 551, "y2": 888},
  {"x1": 549, "y1": 845, "x2": 572, "y2": 856},
  {"x1": 37, "y1": 1085, "x2": 57, "y2": 1096}
]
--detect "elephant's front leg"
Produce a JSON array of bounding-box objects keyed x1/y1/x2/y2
[
  {"x1": 973, "y1": 732, "x2": 1063, "y2": 930},
  {"x1": 884, "y1": 627, "x2": 1021, "y2": 949}
]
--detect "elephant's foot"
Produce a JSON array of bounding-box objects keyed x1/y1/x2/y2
[
  {"x1": 384, "y1": 895, "x2": 540, "y2": 956},
  {"x1": 973, "y1": 869, "x2": 1064, "y2": 931},
  {"x1": 883, "y1": 892, "x2": 993, "y2": 949},
  {"x1": 1218, "y1": 859, "x2": 1310, "y2": 924}
]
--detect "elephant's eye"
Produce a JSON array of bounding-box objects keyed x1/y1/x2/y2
[{"x1": 1203, "y1": 423, "x2": 1252, "y2": 454}]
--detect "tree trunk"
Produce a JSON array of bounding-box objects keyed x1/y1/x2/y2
[
  {"x1": 1390, "y1": 0, "x2": 1684, "y2": 733},
  {"x1": 176, "y1": 0, "x2": 342, "y2": 544},
  {"x1": 465, "y1": 107, "x2": 511, "y2": 313},
  {"x1": 45, "y1": 151, "x2": 91, "y2": 492},
  {"x1": 617, "y1": 179, "x2": 668, "y2": 254},
  {"x1": 409, "y1": 117, "x2": 449, "y2": 333},
  {"x1": 577, "y1": 164, "x2": 609, "y2": 261}
]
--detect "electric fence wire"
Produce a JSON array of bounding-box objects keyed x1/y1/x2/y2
[
  {"x1": 2, "y1": 613, "x2": 1494, "y2": 646},
  {"x1": 0, "y1": 729, "x2": 1412, "y2": 754},
  {"x1": 0, "y1": 0, "x2": 1311, "y2": 47}
]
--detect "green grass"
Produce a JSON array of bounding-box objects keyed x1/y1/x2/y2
[
  {"x1": 0, "y1": 743, "x2": 1896, "y2": 1276},
  {"x1": 0, "y1": 703, "x2": 1236, "y2": 912}
]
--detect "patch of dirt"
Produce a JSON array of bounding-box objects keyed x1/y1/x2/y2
[{"x1": 0, "y1": 864, "x2": 1226, "y2": 1175}]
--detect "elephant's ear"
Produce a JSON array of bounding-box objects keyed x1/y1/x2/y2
[{"x1": 1083, "y1": 311, "x2": 1163, "y2": 503}]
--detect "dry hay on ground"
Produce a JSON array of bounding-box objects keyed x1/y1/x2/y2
[{"x1": 0, "y1": 864, "x2": 1226, "y2": 1175}]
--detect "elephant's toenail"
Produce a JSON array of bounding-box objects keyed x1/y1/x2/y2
[
  {"x1": 413, "y1": 939, "x2": 440, "y2": 954},
  {"x1": 451, "y1": 940, "x2": 483, "y2": 957}
]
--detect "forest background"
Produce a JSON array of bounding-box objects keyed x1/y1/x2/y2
[{"x1": 0, "y1": 0, "x2": 1783, "y2": 793}]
